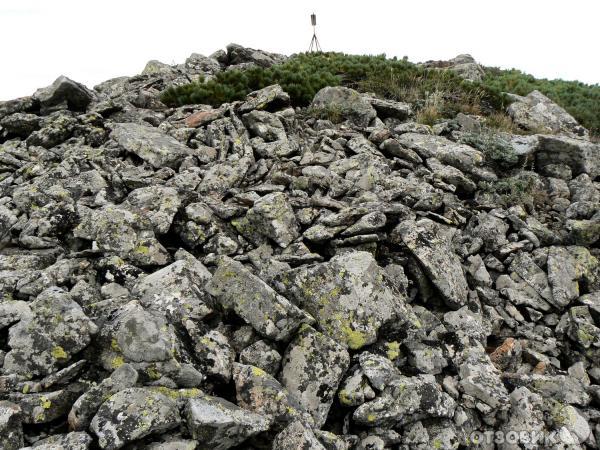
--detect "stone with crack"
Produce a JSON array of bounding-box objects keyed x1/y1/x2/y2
[
  {"x1": 280, "y1": 325, "x2": 350, "y2": 427},
  {"x1": 90, "y1": 388, "x2": 181, "y2": 450},
  {"x1": 3, "y1": 287, "x2": 97, "y2": 377},
  {"x1": 392, "y1": 219, "x2": 469, "y2": 309},
  {"x1": 353, "y1": 375, "x2": 456, "y2": 427},
  {"x1": 206, "y1": 256, "x2": 313, "y2": 341},
  {"x1": 185, "y1": 395, "x2": 271, "y2": 449},
  {"x1": 232, "y1": 363, "x2": 313, "y2": 429},
  {"x1": 276, "y1": 251, "x2": 420, "y2": 350}
]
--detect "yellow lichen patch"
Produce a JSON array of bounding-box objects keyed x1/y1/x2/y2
[
  {"x1": 22, "y1": 384, "x2": 30, "y2": 394},
  {"x1": 134, "y1": 245, "x2": 150, "y2": 255},
  {"x1": 51, "y1": 346, "x2": 68, "y2": 360},
  {"x1": 338, "y1": 389, "x2": 353, "y2": 406},
  {"x1": 251, "y1": 366, "x2": 267, "y2": 377},
  {"x1": 340, "y1": 324, "x2": 368, "y2": 350},
  {"x1": 40, "y1": 396, "x2": 52, "y2": 409},
  {"x1": 110, "y1": 338, "x2": 122, "y2": 352},
  {"x1": 151, "y1": 386, "x2": 202, "y2": 400},
  {"x1": 385, "y1": 341, "x2": 401, "y2": 361},
  {"x1": 367, "y1": 413, "x2": 377, "y2": 422},
  {"x1": 111, "y1": 356, "x2": 125, "y2": 369}
]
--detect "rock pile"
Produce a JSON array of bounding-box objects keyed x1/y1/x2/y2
[{"x1": 0, "y1": 44, "x2": 599, "y2": 449}]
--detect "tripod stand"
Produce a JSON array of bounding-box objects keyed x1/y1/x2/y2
[{"x1": 309, "y1": 13, "x2": 322, "y2": 52}]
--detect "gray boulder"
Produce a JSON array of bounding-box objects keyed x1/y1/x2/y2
[
  {"x1": 110, "y1": 122, "x2": 192, "y2": 168},
  {"x1": 90, "y1": 388, "x2": 180, "y2": 449},
  {"x1": 206, "y1": 256, "x2": 313, "y2": 341},
  {"x1": 280, "y1": 325, "x2": 350, "y2": 427},
  {"x1": 392, "y1": 219, "x2": 468, "y2": 309},
  {"x1": 33, "y1": 75, "x2": 96, "y2": 113},
  {"x1": 311, "y1": 87, "x2": 377, "y2": 128},
  {"x1": 277, "y1": 251, "x2": 419, "y2": 350},
  {"x1": 185, "y1": 395, "x2": 271, "y2": 449},
  {"x1": 508, "y1": 90, "x2": 589, "y2": 139},
  {"x1": 23, "y1": 432, "x2": 92, "y2": 450},
  {"x1": 273, "y1": 421, "x2": 327, "y2": 450},
  {"x1": 536, "y1": 134, "x2": 599, "y2": 178},
  {"x1": 3, "y1": 287, "x2": 97, "y2": 377}
]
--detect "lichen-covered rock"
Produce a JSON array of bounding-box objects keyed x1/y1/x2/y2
[
  {"x1": 74, "y1": 204, "x2": 170, "y2": 266},
  {"x1": 280, "y1": 325, "x2": 350, "y2": 427},
  {"x1": 132, "y1": 251, "x2": 212, "y2": 321},
  {"x1": 68, "y1": 363, "x2": 138, "y2": 431},
  {"x1": 9, "y1": 383, "x2": 85, "y2": 424},
  {"x1": 0, "y1": 401, "x2": 23, "y2": 450},
  {"x1": 239, "y1": 340, "x2": 282, "y2": 376},
  {"x1": 3, "y1": 287, "x2": 97, "y2": 377},
  {"x1": 232, "y1": 363, "x2": 313, "y2": 428},
  {"x1": 23, "y1": 431, "x2": 93, "y2": 450},
  {"x1": 508, "y1": 90, "x2": 589, "y2": 139},
  {"x1": 206, "y1": 256, "x2": 313, "y2": 341},
  {"x1": 311, "y1": 86, "x2": 376, "y2": 128},
  {"x1": 272, "y1": 420, "x2": 327, "y2": 450},
  {"x1": 123, "y1": 186, "x2": 182, "y2": 234},
  {"x1": 234, "y1": 192, "x2": 299, "y2": 248},
  {"x1": 277, "y1": 251, "x2": 419, "y2": 350},
  {"x1": 110, "y1": 122, "x2": 192, "y2": 168},
  {"x1": 238, "y1": 84, "x2": 291, "y2": 114},
  {"x1": 192, "y1": 330, "x2": 235, "y2": 382},
  {"x1": 353, "y1": 375, "x2": 456, "y2": 427},
  {"x1": 96, "y1": 301, "x2": 202, "y2": 387},
  {"x1": 90, "y1": 388, "x2": 180, "y2": 450},
  {"x1": 185, "y1": 395, "x2": 271, "y2": 449},
  {"x1": 392, "y1": 219, "x2": 468, "y2": 309}
]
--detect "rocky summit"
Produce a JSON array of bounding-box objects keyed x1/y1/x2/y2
[{"x1": 0, "y1": 43, "x2": 599, "y2": 449}]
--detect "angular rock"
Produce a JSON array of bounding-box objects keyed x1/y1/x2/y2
[
  {"x1": 0, "y1": 401, "x2": 23, "y2": 450},
  {"x1": 273, "y1": 421, "x2": 327, "y2": 450},
  {"x1": 277, "y1": 251, "x2": 419, "y2": 350},
  {"x1": 311, "y1": 87, "x2": 376, "y2": 128},
  {"x1": 110, "y1": 122, "x2": 192, "y2": 168},
  {"x1": 24, "y1": 432, "x2": 93, "y2": 450},
  {"x1": 90, "y1": 388, "x2": 180, "y2": 450},
  {"x1": 392, "y1": 219, "x2": 468, "y2": 309},
  {"x1": 238, "y1": 84, "x2": 291, "y2": 114},
  {"x1": 68, "y1": 364, "x2": 139, "y2": 431},
  {"x1": 508, "y1": 90, "x2": 589, "y2": 139},
  {"x1": 233, "y1": 363, "x2": 312, "y2": 428},
  {"x1": 33, "y1": 75, "x2": 96, "y2": 113},
  {"x1": 206, "y1": 256, "x2": 313, "y2": 341},
  {"x1": 280, "y1": 325, "x2": 350, "y2": 427},
  {"x1": 3, "y1": 287, "x2": 97, "y2": 377},
  {"x1": 353, "y1": 375, "x2": 455, "y2": 426},
  {"x1": 185, "y1": 395, "x2": 271, "y2": 449}
]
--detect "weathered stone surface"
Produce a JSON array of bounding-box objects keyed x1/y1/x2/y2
[
  {"x1": 392, "y1": 219, "x2": 468, "y2": 309},
  {"x1": 311, "y1": 87, "x2": 376, "y2": 128},
  {"x1": 272, "y1": 420, "x2": 327, "y2": 450},
  {"x1": 23, "y1": 432, "x2": 93, "y2": 450},
  {"x1": 0, "y1": 401, "x2": 23, "y2": 450},
  {"x1": 206, "y1": 256, "x2": 312, "y2": 341},
  {"x1": 90, "y1": 388, "x2": 180, "y2": 450},
  {"x1": 110, "y1": 122, "x2": 192, "y2": 168},
  {"x1": 68, "y1": 364, "x2": 138, "y2": 431},
  {"x1": 508, "y1": 90, "x2": 589, "y2": 139},
  {"x1": 3, "y1": 287, "x2": 97, "y2": 377},
  {"x1": 536, "y1": 134, "x2": 600, "y2": 178},
  {"x1": 277, "y1": 251, "x2": 419, "y2": 349},
  {"x1": 233, "y1": 363, "x2": 313, "y2": 428},
  {"x1": 280, "y1": 325, "x2": 350, "y2": 427},
  {"x1": 353, "y1": 375, "x2": 456, "y2": 426},
  {"x1": 185, "y1": 395, "x2": 271, "y2": 449},
  {"x1": 33, "y1": 75, "x2": 96, "y2": 113}
]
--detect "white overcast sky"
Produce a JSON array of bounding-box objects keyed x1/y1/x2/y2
[{"x1": 1, "y1": 0, "x2": 598, "y2": 101}]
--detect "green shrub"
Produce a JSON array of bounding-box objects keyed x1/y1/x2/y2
[
  {"x1": 479, "y1": 172, "x2": 549, "y2": 210},
  {"x1": 161, "y1": 53, "x2": 509, "y2": 117}
]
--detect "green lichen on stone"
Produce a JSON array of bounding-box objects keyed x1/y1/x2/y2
[
  {"x1": 51, "y1": 346, "x2": 68, "y2": 360},
  {"x1": 111, "y1": 356, "x2": 125, "y2": 369}
]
